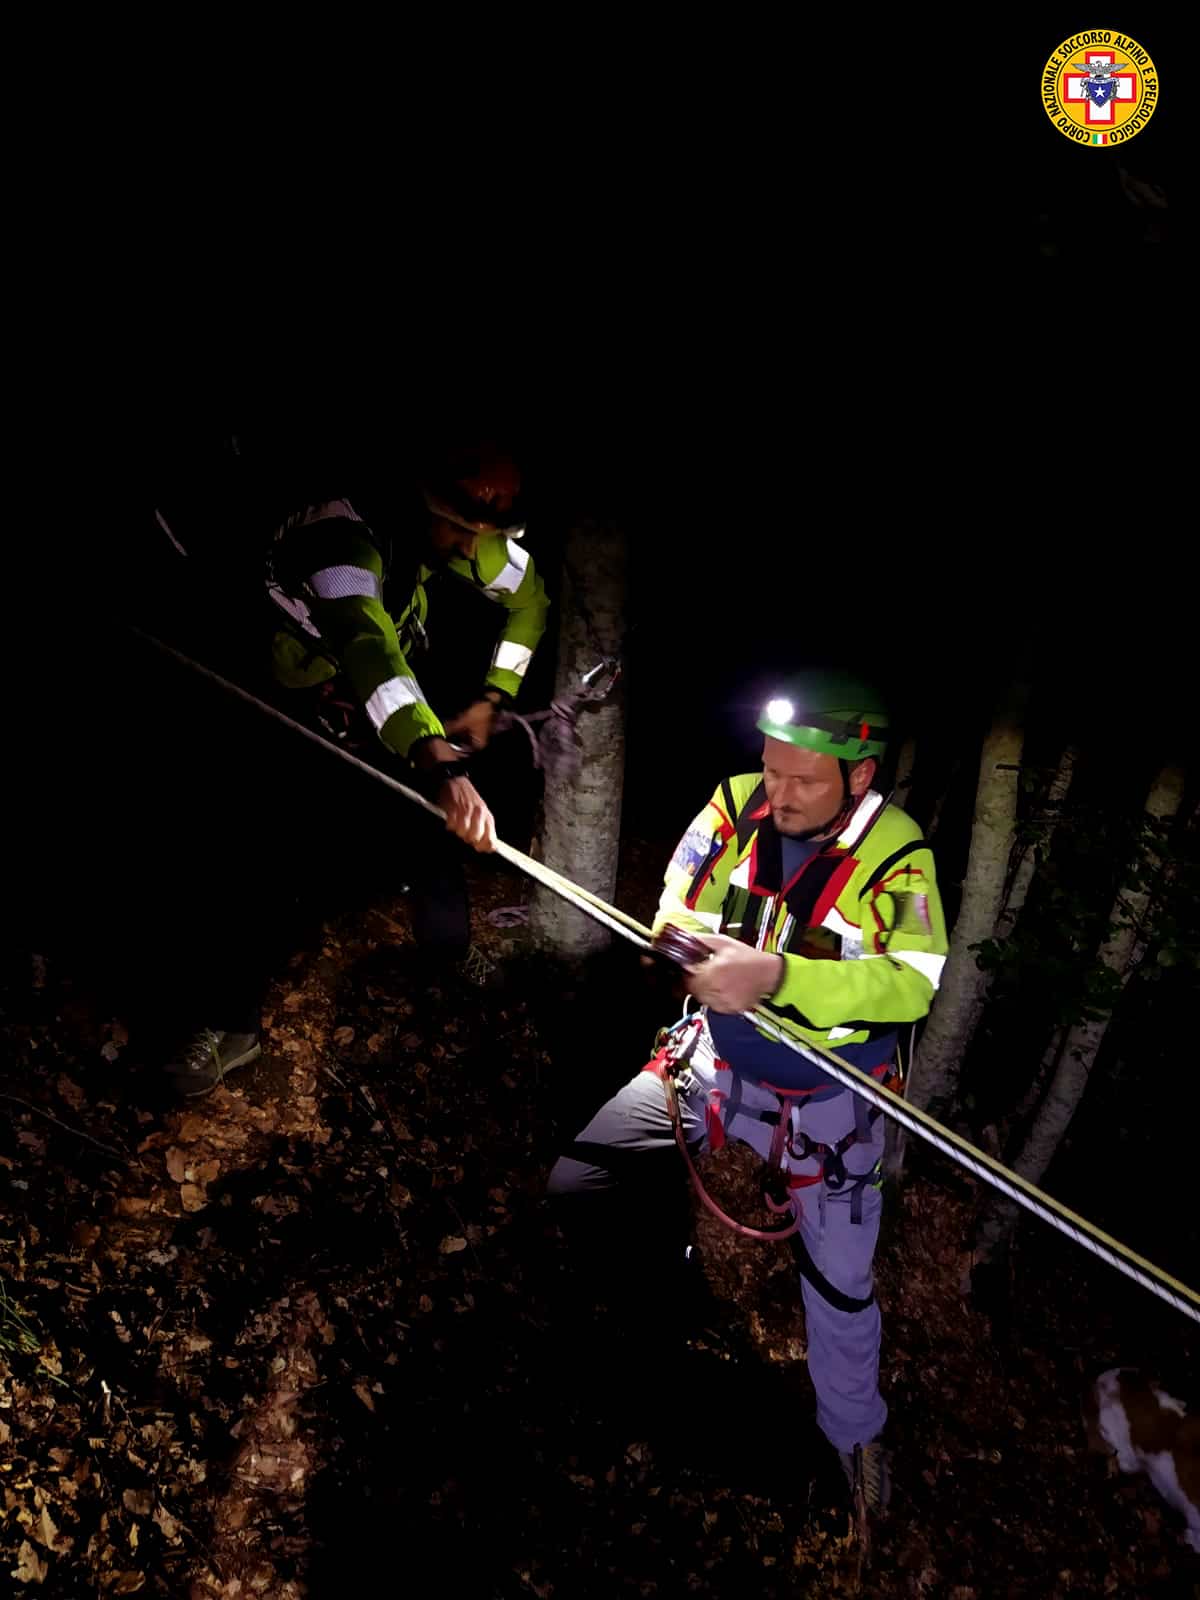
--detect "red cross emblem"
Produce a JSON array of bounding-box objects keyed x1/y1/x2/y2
[{"x1": 1062, "y1": 50, "x2": 1138, "y2": 125}]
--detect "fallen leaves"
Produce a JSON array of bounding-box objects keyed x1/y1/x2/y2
[
  {"x1": 12, "y1": 1540, "x2": 48, "y2": 1585},
  {"x1": 152, "y1": 1503, "x2": 181, "y2": 1543},
  {"x1": 55, "y1": 1075, "x2": 87, "y2": 1114},
  {"x1": 6, "y1": 866, "x2": 1197, "y2": 1600},
  {"x1": 32, "y1": 1505, "x2": 66, "y2": 1553},
  {"x1": 108, "y1": 1572, "x2": 145, "y2": 1594}
]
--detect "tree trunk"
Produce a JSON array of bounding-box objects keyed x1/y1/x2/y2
[
  {"x1": 895, "y1": 736, "x2": 917, "y2": 804},
  {"x1": 995, "y1": 743, "x2": 1080, "y2": 940},
  {"x1": 926, "y1": 757, "x2": 961, "y2": 842},
  {"x1": 989, "y1": 744, "x2": 1081, "y2": 1140},
  {"x1": 1010, "y1": 1024, "x2": 1067, "y2": 1129},
  {"x1": 973, "y1": 762, "x2": 1186, "y2": 1262},
  {"x1": 528, "y1": 521, "x2": 628, "y2": 960},
  {"x1": 907, "y1": 681, "x2": 1029, "y2": 1117}
]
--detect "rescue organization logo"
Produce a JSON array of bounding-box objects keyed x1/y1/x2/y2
[{"x1": 1041, "y1": 31, "x2": 1158, "y2": 147}]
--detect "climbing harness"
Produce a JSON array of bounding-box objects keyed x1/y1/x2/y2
[
  {"x1": 643, "y1": 1012, "x2": 797, "y2": 1242},
  {"x1": 641, "y1": 1009, "x2": 884, "y2": 1312},
  {"x1": 130, "y1": 628, "x2": 1200, "y2": 1328}
]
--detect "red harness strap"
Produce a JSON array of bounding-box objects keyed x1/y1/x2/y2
[{"x1": 642, "y1": 1024, "x2": 800, "y2": 1241}]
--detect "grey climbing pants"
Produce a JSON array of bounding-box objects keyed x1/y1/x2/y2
[{"x1": 548, "y1": 1017, "x2": 887, "y2": 1452}]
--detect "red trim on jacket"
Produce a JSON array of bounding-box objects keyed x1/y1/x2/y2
[
  {"x1": 809, "y1": 854, "x2": 860, "y2": 929},
  {"x1": 708, "y1": 799, "x2": 734, "y2": 835},
  {"x1": 876, "y1": 865, "x2": 927, "y2": 890}
]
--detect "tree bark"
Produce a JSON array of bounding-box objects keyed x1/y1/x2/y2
[
  {"x1": 926, "y1": 757, "x2": 961, "y2": 842},
  {"x1": 1010, "y1": 1024, "x2": 1067, "y2": 1130},
  {"x1": 895, "y1": 736, "x2": 917, "y2": 804},
  {"x1": 907, "y1": 681, "x2": 1029, "y2": 1117},
  {"x1": 973, "y1": 762, "x2": 1186, "y2": 1262},
  {"x1": 995, "y1": 744, "x2": 1080, "y2": 940},
  {"x1": 528, "y1": 521, "x2": 628, "y2": 960}
]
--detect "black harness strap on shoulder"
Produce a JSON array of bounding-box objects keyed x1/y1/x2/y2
[
  {"x1": 858, "y1": 838, "x2": 933, "y2": 898},
  {"x1": 734, "y1": 781, "x2": 767, "y2": 855},
  {"x1": 720, "y1": 777, "x2": 738, "y2": 831}
]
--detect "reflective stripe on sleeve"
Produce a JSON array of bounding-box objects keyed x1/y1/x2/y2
[
  {"x1": 365, "y1": 675, "x2": 428, "y2": 732},
  {"x1": 309, "y1": 565, "x2": 382, "y2": 601},
  {"x1": 483, "y1": 539, "x2": 530, "y2": 597},
  {"x1": 491, "y1": 639, "x2": 534, "y2": 677}
]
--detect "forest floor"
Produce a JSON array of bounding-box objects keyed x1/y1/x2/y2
[{"x1": 3, "y1": 844, "x2": 1199, "y2": 1599}]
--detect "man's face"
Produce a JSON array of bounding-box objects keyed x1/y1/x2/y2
[
  {"x1": 762, "y1": 737, "x2": 874, "y2": 838},
  {"x1": 424, "y1": 455, "x2": 522, "y2": 566},
  {"x1": 428, "y1": 517, "x2": 485, "y2": 565}
]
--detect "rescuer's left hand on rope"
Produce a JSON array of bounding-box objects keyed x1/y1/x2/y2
[{"x1": 682, "y1": 936, "x2": 784, "y2": 1014}]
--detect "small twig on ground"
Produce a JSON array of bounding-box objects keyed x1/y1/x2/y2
[
  {"x1": 0, "y1": 1092, "x2": 127, "y2": 1160},
  {"x1": 445, "y1": 1199, "x2": 484, "y2": 1273}
]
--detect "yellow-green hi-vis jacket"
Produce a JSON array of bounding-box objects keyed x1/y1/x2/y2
[
  {"x1": 654, "y1": 774, "x2": 949, "y2": 1058},
  {"x1": 267, "y1": 499, "x2": 549, "y2": 758}
]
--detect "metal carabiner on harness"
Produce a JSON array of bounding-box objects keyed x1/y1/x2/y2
[
  {"x1": 788, "y1": 1129, "x2": 851, "y2": 1190},
  {"x1": 643, "y1": 1002, "x2": 803, "y2": 1245}
]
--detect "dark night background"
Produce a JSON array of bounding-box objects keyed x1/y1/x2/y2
[{"x1": 5, "y1": 14, "x2": 1193, "y2": 1597}]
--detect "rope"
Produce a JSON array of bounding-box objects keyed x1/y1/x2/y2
[
  {"x1": 133, "y1": 629, "x2": 1200, "y2": 1327},
  {"x1": 738, "y1": 1011, "x2": 1199, "y2": 1326},
  {"x1": 129, "y1": 631, "x2": 654, "y2": 951}
]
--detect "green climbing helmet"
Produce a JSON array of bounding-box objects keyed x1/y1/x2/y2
[{"x1": 756, "y1": 672, "x2": 890, "y2": 760}]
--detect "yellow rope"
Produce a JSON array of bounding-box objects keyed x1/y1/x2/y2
[{"x1": 137, "y1": 628, "x2": 1200, "y2": 1323}]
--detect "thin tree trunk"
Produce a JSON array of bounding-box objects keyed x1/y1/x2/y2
[
  {"x1": 995, "y1": 744, "x2": 1080, "y2": 940},
  {"x1": 973, "y1": 763, "x2": 1186, "y2": 1262},
  {"x1": 1011, "y1": 1024, "x2": 1066, "y2": 1128},
  {"x1": 907, "y1": 681, "x2": 1030, "y2": 1117},
  {"x1": 926, "y1": 757, "x2": 961, "y2": 842},
  {"x1": 895, "y1": 736, "x2": 917, "y2": 804},
  {"x1": 528, "y1": 521, "x2": 628, "y2": 960},
  {"x1": 990, "y1": 746, "x2": 1080, "y2": 1143}
]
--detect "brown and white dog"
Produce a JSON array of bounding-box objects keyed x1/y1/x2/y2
[{"x1": 1083, "y1": 1368, "x2": 1200, "y2": 1554}]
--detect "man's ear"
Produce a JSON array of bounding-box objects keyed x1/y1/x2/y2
[{"x1": 850, "y1": 758, "x2": 877, "y2": 797}]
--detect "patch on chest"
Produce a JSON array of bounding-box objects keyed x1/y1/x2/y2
[{"x1": 888, "y1": 890, "x2": 932, "y2": 936}]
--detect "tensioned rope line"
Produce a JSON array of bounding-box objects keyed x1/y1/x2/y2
[{"x1": 134, "y1": 629, "x2": 1200, "y2": 1327}]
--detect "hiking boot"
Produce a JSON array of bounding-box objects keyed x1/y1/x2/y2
[
  {"x1": 165, "y1": 1029, "x2": 261, "y2": 1098},
  {"x1": 838, "y1": 1438, "x2": 892, "y2": 1516}
]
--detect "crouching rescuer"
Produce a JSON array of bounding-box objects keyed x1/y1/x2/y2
[
  {"x1": 163, "y1": 440, "x2": 546, "y2": 1096},
  {"x1": 547, "y1": 673, "x2": 948, "y2": 1515}
]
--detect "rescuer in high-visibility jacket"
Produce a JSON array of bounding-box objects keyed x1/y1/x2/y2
[
  {"x1": 548, "y1": 674, "x2": 948, "y2": 1517},
  {"x1": 162, "y1": 441, "x2": 546, "y2": 1097}
]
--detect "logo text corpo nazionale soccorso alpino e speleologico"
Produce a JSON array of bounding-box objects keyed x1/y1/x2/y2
[{"x1": 1042, "y1": 30, "x2": 1158, "y2": 147}]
